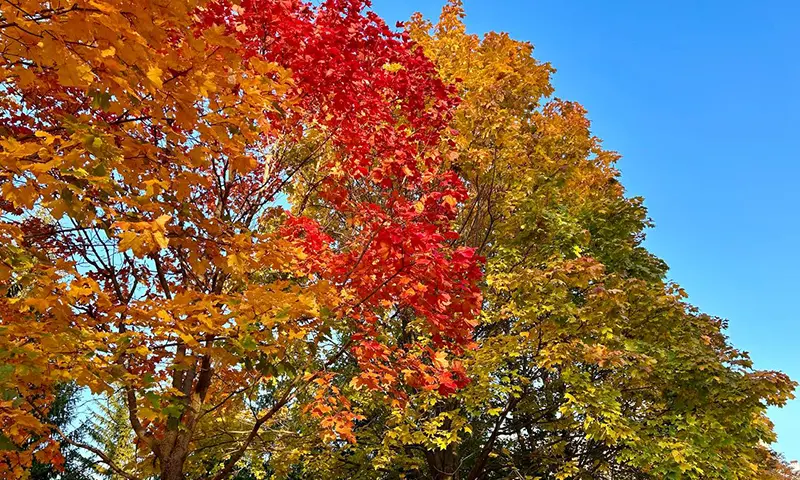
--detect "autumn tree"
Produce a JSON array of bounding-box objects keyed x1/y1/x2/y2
[
  {"x1": 2, "y1": 0, "x2": 795, "y2": 479},
  {"x1": 758, "y1": 451, "x2": 800, "y2": 480},
  {"x1": 282, "y1": 3, "x2": 796, "y2": 480},
  {"x1": 0, "y1": 0, "x2": 481, "y2": 479}
]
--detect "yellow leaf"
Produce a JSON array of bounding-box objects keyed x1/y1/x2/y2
[
  {"x1": 177, "y1": 331, "x2": 199, "y2": 347},
  {"x1": 382, "y1": 62, "x2": 405, "y2": 73},
  {"x1": 118, "y1": 231, "x2": 140, "y2": 253},
  {"x1": 231, "y1": 155, "x2": 256, "y2": 174},
  {"x1": 34, "y1": 130, "x2": 56, "y2": 145},
  {"x1": 202, "y1": 25, "x2": 239, "y2": 49},
  {"x1": 139, "y1": 407, "x2": 159, "y2": 421},
  {"x1": 101, "y1": 46, "x2": 116, "y2": 57},
  {"x1": 77, "y1": 64, "x2": 94, "y2": 83},
  {"x1": 433, "y1": 350, "x2": 449, "y2": 369},
  {"x1": 152, "y1": 231, "x2": 169, "y2": 249},
  {"x1": 153, "y1": 214, "x2": 171, "y2": 230},
  {"x1": 147, "y1": 66, "x2": 164, "y2": 88}
]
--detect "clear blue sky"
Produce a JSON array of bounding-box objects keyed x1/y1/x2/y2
[{"x1": 372, "y1": 0, "x2": 800, "y2": 460}]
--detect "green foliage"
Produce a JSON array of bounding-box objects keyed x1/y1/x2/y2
[
  {"x1": 29, "y1": 383, "x2": 93, "y2": 480},
  {"x1": 84, "y1": 393, "x2": 137, "y2": 479}
]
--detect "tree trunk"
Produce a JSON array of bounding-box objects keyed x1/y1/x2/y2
[
  {"x1": 161, "y1": 455, "x2": 185, "y2": 480},
  {"x1": 425, "y1": 445, "x2": 460, "y2": 480}
]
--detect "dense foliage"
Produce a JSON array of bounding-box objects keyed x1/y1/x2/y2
[{"x1": 0, "y1": 0, "x2": 795, "y2": 479}]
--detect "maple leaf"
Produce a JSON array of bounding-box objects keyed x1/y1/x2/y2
[{"x1": 147, "y1": 66, "x2": 164, "y2": 88}]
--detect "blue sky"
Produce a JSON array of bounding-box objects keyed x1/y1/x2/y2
[{"x1": 371, "y1": 0, "x2": 800, "y2": 460}]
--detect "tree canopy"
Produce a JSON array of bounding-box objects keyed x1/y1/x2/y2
[{"x1": 0, "y1": 0, "x2": 795, "y2": 479}]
